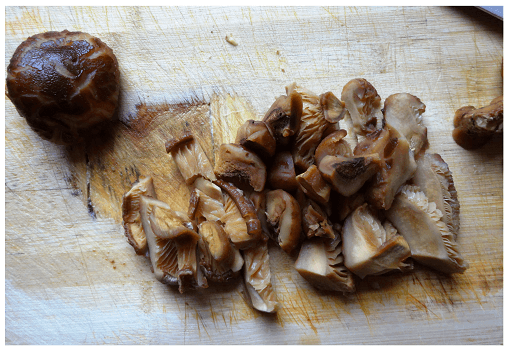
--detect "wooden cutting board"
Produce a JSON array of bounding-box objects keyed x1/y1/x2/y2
[{"x1": 4, "y1": 6, "x2": 503, "y2": 345}]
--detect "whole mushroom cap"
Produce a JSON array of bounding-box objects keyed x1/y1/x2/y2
[{"x1": 6, "y1": 30, "x2": 120, "y2": 145}]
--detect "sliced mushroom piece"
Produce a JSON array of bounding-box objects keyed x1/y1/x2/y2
[
  {"x1": 412, "y1": 153, "x2": 460, "y2": 238},
  {"x1": 296, "y1": 165, "x2": 331, "y2": 205},
  {"x1": 165, "y1": 132, "x2": 216, "y2": 184},
  {"x1": 248, "y1": 191, "x2": 270, "y2": 236},
  {"x1": 242, "y1": 237, "x2": 278, "y2": 313},
  {"x1": 235, "y1": 119, "x2": 276, "y2": 159},
  {"x1": 318, "y1": 154, "x2": 381, "y2": 197},
  {"x1": 385, "y1": 185, "x2": 468, "y2": 274},
  {"x1": 213, "y1": 179, "x2": 262, "y2": 241},
  {"x1": 147, "y1": 198, "x2": 206, "y2": 292},
  {"x1": 197, "y1": 220, "x2": 243, "y2": 283},
  {"x1": 295, "y1": 231, "x2": 355, "y2": 292},
  {"x1": 314, "y1": 129, "x2": 352, "y2": 166},
  {"x1": 292, "y1": 86, "x2": 343, "y2": 171},
  {"x1": 198, "y1": 236, "x2": 243, "y2": 283},
  {"x1": 214, "y1": 143, "x2": 266, "y2": 192},
  {"x1": 383, "y1": 93, "x2": 428, "y2": 155},
  {"x1": 262, "y1": 82, "x2": 303, "y2": 146},
  {"x1": 341, "y1": 78, "x2": 383, "y2": 137},
  {"x1": 301, "y1": 198, "x2": 335, "y2": 239},
  {"x1": 191, "y1": 177, "x2": 226, "y2": 223},
  {"x1": 221, "y1": 192, "x2": 259, "y2": 250},
  {"x1": 122, "y1": 176, "x2": 156, "y2": 255},
  {"x1": 139, "y1": 197, "x2": 179, "y2": 286},
  {"x1": 321, "y1": 91, "x2": 347, "y2": 123},
  {"x1": 341, "y1": 203, "x2": 411, "y2": 279},
  {"x1": 354, "y1": 124, "x2": 417, "y2": 210},
  {"x1": 452, "y1": 96, "x2": 503, "y2": 149},
  {"x1": 267, "y1": 151, "x2": 299, "y2": 192},
  {"x1": 265, "y1": 189, "x2": 302, "y2": 254}
]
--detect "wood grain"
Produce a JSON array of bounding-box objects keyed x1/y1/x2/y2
[{"x1": 5, "y1": 6, "x2": 503, "y2": 345}]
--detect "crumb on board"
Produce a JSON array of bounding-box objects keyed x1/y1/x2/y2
[{"x1": 225, "y1": 33, "x2": 238, "y2": 46}]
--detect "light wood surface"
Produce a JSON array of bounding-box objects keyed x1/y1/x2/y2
[{"x1": 4, "y1": 6, "x2": 503, "y2": 345}]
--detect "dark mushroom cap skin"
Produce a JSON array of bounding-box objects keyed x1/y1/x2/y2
[{"x1": 6, "y1": 30, "x2": 120, "y2": 145}]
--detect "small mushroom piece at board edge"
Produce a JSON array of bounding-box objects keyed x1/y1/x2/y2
[
  {"x1": 165, "y1": 132, "x2": 216, "y2": 184},
  {"x1": 214, "y1": 143, "x2": 267, "y2": 192},
  {"x1": 265, "y1": 189, "x2": 302, "y2": 254},
  {"x1": 452, "y1": 95, "x2": 503, "y2": 150}
]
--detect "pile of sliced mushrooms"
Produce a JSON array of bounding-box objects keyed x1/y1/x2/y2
[{"x1": 122, "y1": 79, "x2": 468, "y2": 313}]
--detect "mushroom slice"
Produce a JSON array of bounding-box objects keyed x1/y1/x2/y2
[
  {"x1": 235, "y1": 120, "x2": 276, "y2": 159},
  {"x1": 213, "y1": 179, "x2": 262, "y2": 241},
  {"x1": 318, "y1": 154, "x2": 381, "y2": 197},
  {"x1": 385, "y1": 185, "x2": 468, "y2": 274},
  {"x1": 242, "y1": 237, "x2": 277, "y2": 313},
  {"x1": 191, "y1": 177, "x2": 226, "y2": 223},
  {"x1": 165, "y1": 132, "x2": 216, "y2": 184},
  {"x1": 267, "y1": 151, "x2": 299, "y2": 192},
  {"x1": 197, "y1": 220, "x2": 243, "y2": 283},
  {"x1": 341, "y1": 78, "x2": 383, "y2": 137},
  {"x1": 383, "y1": 93, "x2": 428, "y2": 154},
  {"x1": 314, "y1": 129, "x2": 353, "y2": 166},
  {"x1": 321, "y1": 91, "x2": 347, "y2": 123},
  {"x1": 221, "y1": 192, "x2": 259, "y2": 250},
  {"x1": 296, "y1": 165, "x2": 331, "y2": 205},
  {"x1": 262, "y1": 82, "x2": 303, "y2": 146},
  {"x1": 248, "y1": 191, "x2": 270, "y2": 236},
  {"x1": 295, "y1": 231, "x2": 355, "y2": 292},
  {"x1": 412, "y1": 153, "x2": 460, "y2": 238},
  {"x1": 198, "y1": 236, "x2": 243, "y2": 283},
  {"x1": 341, "y1": 203, "x2": 411, "y2": 279},
  {"x1": 214, "y1": 143, "x2": 266, "y2": 192},
  {"x1": 265, "y1": 189, "x2": 302, "y2": 254},
  {"x1": 354, "y1": 124, "x2": 417, "y2": 210},
  {"x1": 292, "y1": 86, "x2": 343, "y2": 171},
  {"x1": 122, "y1": 176, "x2": 156, "y2": 255},
  {"x1": 301, "y1": 198, "x2": 335, "y2": 239},
  {"x1": 452, "y1": 95, "x2": 503, "y2": 149},
  {"x1": 147, "y1": 198, "x2": 206, "y2": 292}
]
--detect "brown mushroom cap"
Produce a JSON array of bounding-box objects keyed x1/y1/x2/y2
[
  {"x1": 320, "y1": 91, "x2": 347, "y2": 123},
  {"x1": 235, "y1": 120, "x2": 276, "y2": 159},
  {"x1": 6, "y1": 30, "x2": 120, "y2": 145},
  {"x1": 452, "y1": 95, "x2": 503, "y2": 149},
  {"x1": 214, "y1": 143, "x2": 267, "y2": 192},
  {"x1": 265, "y1": 189, "x2": 302, "y2": 253}
]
